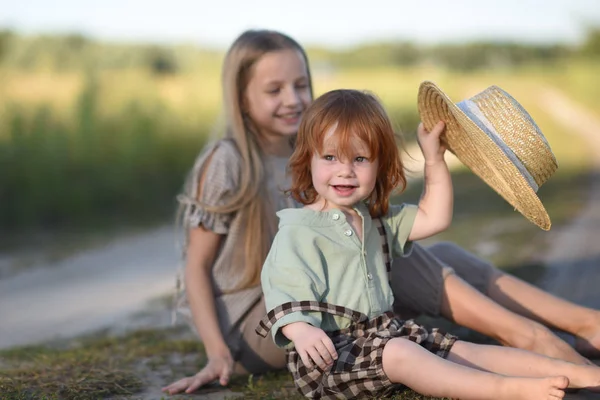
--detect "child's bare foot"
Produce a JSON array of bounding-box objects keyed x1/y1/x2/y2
[
  {"x1": 566, "y1": 363, "x2": 600, "y2": 392},
  {"x1": 499, "y1": 376, "x2": 568, "y2": 400}
]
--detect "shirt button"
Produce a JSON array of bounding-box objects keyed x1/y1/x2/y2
[
  {"x1": 332, "y1": 213, "x2": 340, "y2": 221},
  {"x1": 367, "y1": 273, "x2": 373, "y2": 280},
  {"x1": 344, "y1": 229, "x2": 353, "y2": 236}
]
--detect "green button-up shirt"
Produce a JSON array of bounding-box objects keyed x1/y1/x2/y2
[{"x1": 261, "y1": 202, "x2": 418, "y2": 348}]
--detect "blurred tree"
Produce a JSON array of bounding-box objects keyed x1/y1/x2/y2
[
  {"x1": 581, "y1": 27, "x2": 600, "y2": 57},
  {"x1": 145, "y1": 46, "x2": 179, "y2": 75},
  {"x1": 0, "y1": 29, "x2": 15, "y2": 63}
]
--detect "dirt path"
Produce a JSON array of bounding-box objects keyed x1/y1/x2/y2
[
  {"x1": 538, "y1": 88, "x2": 600, "y2": 311},
  {"x1": 0, "y1": 227, "x2": 179, "y2": 349}
]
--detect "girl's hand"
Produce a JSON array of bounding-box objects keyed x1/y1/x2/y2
[
  {"x1": 417, "y1": 121, "x2": 447, "y2": 165},
  {"x1": 283, "y1": 322, "x2": 337, "y2": 370},
  {"x1": 161, "y1": 349, "x2": 234, "y2": 394}
]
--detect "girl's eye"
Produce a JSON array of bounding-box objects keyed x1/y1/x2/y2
[
  {"x1": 267, "y1": 88, "x2": 281, "y2": 94},
  {"x1": 324, "y1": 155, "x2": 335, "y2": 161},
  {"x1": 355, "y1": 156, "x2": 368, "y2": 163}
]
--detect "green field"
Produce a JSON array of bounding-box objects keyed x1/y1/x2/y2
[{"x1": 2, "y1": 59, "x2": 597, "y2": 236}]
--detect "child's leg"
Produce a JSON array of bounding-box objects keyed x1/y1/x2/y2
[
  {"x1": 382, "y1": 338, "x2": 568, "y2": 400},
  {"x1": 448, "y1": 341, "x2": 600, "y2": 391}
]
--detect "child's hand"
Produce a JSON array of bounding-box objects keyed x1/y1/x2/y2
[
  {"x1": 417, "y1": 121, "x2": 447, "y2": 165},
  {"x1": 282, "y1": 322, "x2": 338, "y2": 370}
]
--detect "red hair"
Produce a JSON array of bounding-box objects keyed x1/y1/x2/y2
[{"x1": 288, "y1": 89, "x2": 407, "y2": 217}]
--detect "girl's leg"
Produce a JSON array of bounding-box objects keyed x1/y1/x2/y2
[
  {"x1": 441, "y1": 273, "x2": 590, "y2": 364},
  {"x1": 430, "y1": 242, "x2": 600, "y2": 358},
  {"x1": 447, "y1": 340, "x2": 600, "y2": 391},
  {"x1": 382, "y1": 338, "x2": 569, "y2": 400},
  {"x1": 486, "y1": 267, "x2": 600, "y2": 357},
  {"x1": 393, "y1": 243, "x2": 589, "y2": 364},
  {"x1": 235, "y1": 297, "x2": 287, "y2": 374}
]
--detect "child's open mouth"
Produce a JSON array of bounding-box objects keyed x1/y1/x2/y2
[{"x1": 332, "y1": 185, "x2": 357, "y2": 196}]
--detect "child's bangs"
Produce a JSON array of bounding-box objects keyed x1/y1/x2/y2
[{"x1": 313, "y1": 104, "x2": 381, "y2": 160}]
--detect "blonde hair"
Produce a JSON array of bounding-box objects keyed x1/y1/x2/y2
[
  {"x1": 288, "y1": 89, "x2": 407, "y2": 217},
  {"x1": 178, "y1": 30, "x2": 312, "y2": 291}
]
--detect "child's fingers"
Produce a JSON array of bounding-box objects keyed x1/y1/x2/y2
[
  {"x1": 299, "y1": 350, "x2": 313, "y2": 369},
  {"x1": 428, "y1": 121, "x2": 446, "y2": 138},
  {"x1": 314, "y1": 341, "x2": 334, "y2": 365},
  {"x1": 307, "y1": 347, "x2": 327, "y2": 370},
  {"x1": 322, "y1": 337, "x2": 338, "y2": 361}
]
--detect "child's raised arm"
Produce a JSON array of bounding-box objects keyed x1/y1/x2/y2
[{"x1": 409, "y1": 121, "x2": 453, "y2": 241}]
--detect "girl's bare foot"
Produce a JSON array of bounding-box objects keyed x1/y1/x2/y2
[
  {"x1": 574, "y1": 313, "x2": 600, "y2": 359},
  {"x1": 575, "y1": 333, "x2": 600, "y2": 359},
  {"x1": 499, "y1": 376, "x2": 568, "y2": 400},
  {"x1": 524, "y1": 326, "x2": 592, "y2": 365}
]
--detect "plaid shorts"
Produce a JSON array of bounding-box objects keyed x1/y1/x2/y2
[{"x1": 256, "y1": 301, "x2": 457, "y2": 399}]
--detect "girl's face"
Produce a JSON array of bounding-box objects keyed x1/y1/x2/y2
[
  {"x1": 244, "y1": 49, "x2": 311, "y2": 143},
  {"x1": 310, "y1": 128, "x2": 379, "y2": 213}
]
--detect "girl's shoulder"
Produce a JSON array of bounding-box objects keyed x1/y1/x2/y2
[
  {"x1": 199, "y1": 138, "x2": 242, "y2": 166},
  {"x1": 193, "y1": 138, "x2": 242, "y2": 175}
]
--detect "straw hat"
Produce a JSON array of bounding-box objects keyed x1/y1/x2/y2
[{"x1": 417, "y1": 81, "x2": 558, "y2": 230}]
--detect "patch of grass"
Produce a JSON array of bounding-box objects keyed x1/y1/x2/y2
[
  {"x1": 230, "y1": 370, "x2": 451, "y2": 400},
  {"x1": 0, "y1": 327, "x2": 204, "y2": 400},
  {"x1": 0, "y1": 325, "x2": 453, "y2": 400}
]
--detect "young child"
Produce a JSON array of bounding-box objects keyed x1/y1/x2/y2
[{"x1": 258, "y1": 89, "x2": 600, "y2": 399}]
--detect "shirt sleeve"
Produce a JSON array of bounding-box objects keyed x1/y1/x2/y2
[
  {"x1": 181, "y1": 140, "x2": 241, "y2": 234},
  {"x1": 385, "y1": 203, "x2": 418, "y2": 259},
  {"x1": 261, "y1": 226, "x2": 327, "y2": 348}
]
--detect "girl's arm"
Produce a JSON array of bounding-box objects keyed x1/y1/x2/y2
[
  {"x1": 162, "y1": 227, "x2": 230, "y2": 395},
  {"x1": 410, "y1": 121, "x2": 453, "y2": 241},
  {"x1": 185, "y1": 227, "x2": 228, "y2": 362}
]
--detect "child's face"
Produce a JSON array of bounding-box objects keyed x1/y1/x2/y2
[
  {"x1": 244, "y1": 49, "x2": 311, "y2": 142},
  {"x1": 310, "y1": 128, "x2": 379, "y2": 212}
]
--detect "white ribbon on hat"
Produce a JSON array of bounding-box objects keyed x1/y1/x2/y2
[{"x1": 457, "y1": 99, "x2": 539, "y2": 193}]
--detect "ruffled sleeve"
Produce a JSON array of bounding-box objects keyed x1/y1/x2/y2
[{"x1": 180, "y1": 140, "x2": 242, "y2": 234}]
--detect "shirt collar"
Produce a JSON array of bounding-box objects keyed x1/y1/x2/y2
[{"x1": 277, "y1": 202, "x2": 371, "y2": 228}]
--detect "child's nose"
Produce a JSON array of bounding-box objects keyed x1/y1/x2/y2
[{"x1": 337, "y1": 162, "x2": 354, "y2": 177}]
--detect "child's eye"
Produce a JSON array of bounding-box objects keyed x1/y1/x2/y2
[
  {"x1": 355, "y1": 156, "x2": 368, "y2": 163},
  {"x1": 267, "y1": 88, "x2": 281, "y2": 94},
  {"x1": 323, "y1": 155, "x2": 335, "y2": 161}
]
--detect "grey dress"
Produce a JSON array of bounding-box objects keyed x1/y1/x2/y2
[{"x1": 174, "y1": 139, "x2": 296, "y2": 351}]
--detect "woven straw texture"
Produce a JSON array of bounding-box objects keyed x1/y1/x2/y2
[{"x1": 417, "y1": 81, "x2": 558, "y2": 230}]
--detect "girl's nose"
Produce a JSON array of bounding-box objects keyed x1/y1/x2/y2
[{"x1": 283, "y1": 87, "x2": 301, "y2": 107}]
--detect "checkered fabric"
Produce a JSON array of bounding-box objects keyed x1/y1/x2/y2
[
  {"x1": 375, "y1": 217, "x2": 392, "y2": 283},
  {"x1": 256, "y1": 218, "x2": 458, "y2": 399},
  {"x1": 257, "y1": 303, "x2": 457, "y2": 399}
]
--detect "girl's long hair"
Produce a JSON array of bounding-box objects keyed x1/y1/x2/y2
[{"x1": 177, "y1": 30, "x2": 313, "y2": 291}]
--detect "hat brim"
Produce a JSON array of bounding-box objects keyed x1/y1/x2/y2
[{"x1": 417, "y1": 81, "x2": 551, "y2": 230}]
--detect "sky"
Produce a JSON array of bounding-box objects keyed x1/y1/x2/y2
[{"x1": 1, "y1": 0, "x2": 600, "y2": 49}]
